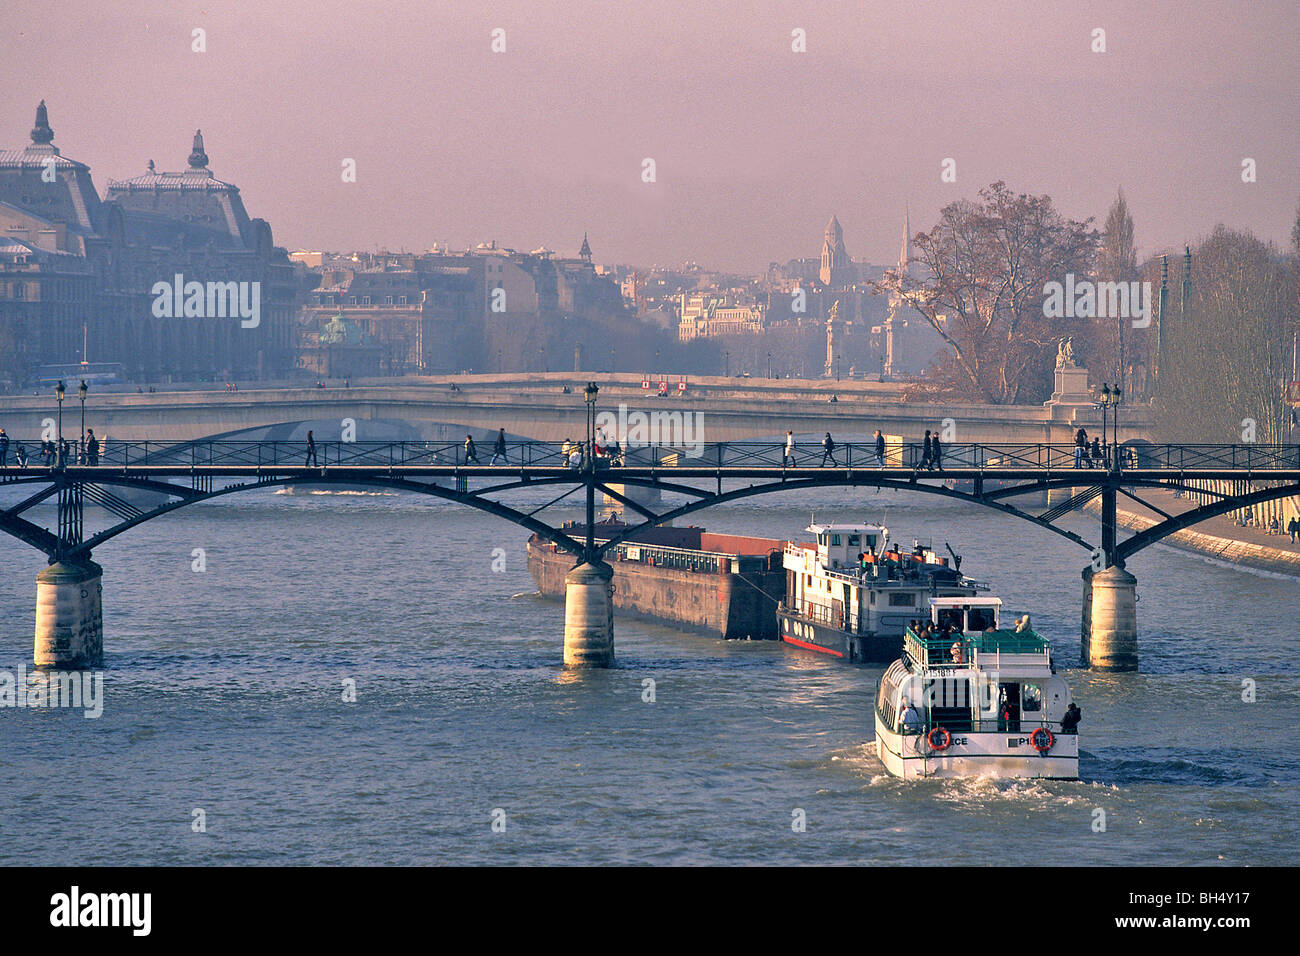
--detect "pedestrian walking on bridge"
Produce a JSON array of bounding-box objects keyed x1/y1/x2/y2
[
  {"x1": 464, "y1": 434, "x2": 480, "y2": 465},
  {"x1": 490, "y1": 428, "x2": 508, "y2": 465},
  {"x1": 783, "y1": 430, "x2": 798, "y2": 468},
  {"x1": 821, "y1": 432, "x2": 837, "y2": 467},
  {"x1": 305, "y1": 431, "x2": 318, "y2": 467},
  {"x1": 874, "y1": 429, "x2": 885, "y2": 468}
]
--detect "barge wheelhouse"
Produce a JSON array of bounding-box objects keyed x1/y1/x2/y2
[{"x1": 777, "y1": 522, "x2": 988, "y2": 663}]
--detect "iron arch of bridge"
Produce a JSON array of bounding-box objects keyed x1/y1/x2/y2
[{"x1": 2, "y1": 470, "x2": 1297, "y2": 569}]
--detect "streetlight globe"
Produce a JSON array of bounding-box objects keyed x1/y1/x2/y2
[{"x1": 78, "y1": 379, "x2": 88, "y2": 401}]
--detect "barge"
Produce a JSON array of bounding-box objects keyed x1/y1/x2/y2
[
  {"x1": 777, "y1": 521, "x2": 990, "y2": 663},
  {"x1": 526, "y1": 520, "x2": 787, "y2": 640}
]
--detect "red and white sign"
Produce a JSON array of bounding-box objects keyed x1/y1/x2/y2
[
  {"x1": 641, "y1": 379, "x2": 650, "y2": 389},
  {"x1": 677, "y1": 381, "x2": 687, "y2": 391}
]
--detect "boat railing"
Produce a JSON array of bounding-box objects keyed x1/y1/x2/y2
[{"x1": 904, "y1": 627, "x2": 1052, "y2": 670}]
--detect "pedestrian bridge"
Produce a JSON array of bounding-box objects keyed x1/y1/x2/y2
[{"x1": 2, "y1": 438, "x2": 1295, "y2": 674}]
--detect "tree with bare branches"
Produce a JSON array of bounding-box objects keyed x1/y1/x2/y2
[{"x1": 875, "y1": 182, "x2": 1098, "y2": 404}]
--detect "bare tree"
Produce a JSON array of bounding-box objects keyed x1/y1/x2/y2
[
  {"x1": 1155, "y1": 225, "x2": 1295, "y2": 443},
  {"x1": 874, "y1": 182, "x2": 1098, "y2": 404},
  {"x1": 1088, "y1": 189, "x2": 1140, "y2": 389}
]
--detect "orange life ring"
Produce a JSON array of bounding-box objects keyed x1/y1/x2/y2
[
  {"x1": 1030, "y1": 728, "x2": 1055, "y2": 753},
  {"x1": 927, "y1": 727, "x2": 952, "y2": 751}
]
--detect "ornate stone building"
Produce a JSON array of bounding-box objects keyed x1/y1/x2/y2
[{"x1": 0, "y1": 103, "x2": 301, "y2": 386}]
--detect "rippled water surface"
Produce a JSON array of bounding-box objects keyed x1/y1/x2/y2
[{"x1": 1, "y1": 483, "x2": 1296, "y2": 864}]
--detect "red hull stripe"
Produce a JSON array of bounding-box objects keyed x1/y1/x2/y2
[{"x1": 782, "y1": 634, "x2": 845, "y2": 658}]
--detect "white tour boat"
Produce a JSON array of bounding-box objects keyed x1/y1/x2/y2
[{"x1": 873, "y1": 596, "x2": 1080, "y2": 779}]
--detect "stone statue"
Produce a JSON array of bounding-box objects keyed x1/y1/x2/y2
[{"x1": 1056, "y1": 337, "x2": 1076, "y2": 369}]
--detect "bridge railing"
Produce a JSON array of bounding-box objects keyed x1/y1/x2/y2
[{"x1": 2, "y1": 439, "x2": 1297, "y2": 472}]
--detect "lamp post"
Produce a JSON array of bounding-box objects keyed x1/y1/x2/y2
[
  {"x1": 1111, "y1": 383, "x2": 1123, "y2": 469},
  {"x1": 584, "y1": 381, "x2": 599, "y2": 468},
  {"x1": 1099, "y1": 383, "x2": 1111, "y2": 455},
  {"x1": 78, "y1": 379, "x2": 88, "y2": 462},
  {"x1": 583, "y1": 381, "x2": 599, "y2": 559},
  {"x1": 1099, "y1": 383, "x2": 1122, "y2": 469},
  {"x1": 55, "y1": 379, "x2": 65, "y2": 467},
  {"x1": 723, "y1": 350, "x2": 730, "y2": 377},
  {"x1": 767, "y1": 351, "x2": 773, "y2": 379}
]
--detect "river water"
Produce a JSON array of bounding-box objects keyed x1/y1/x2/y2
[{"x1": 1, "y1": 482, "x2": 1295, "y2": 865}]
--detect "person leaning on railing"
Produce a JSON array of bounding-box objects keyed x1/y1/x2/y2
[{"x1": 1060, "y1": 702, "x2": 1081, "y2": 734}]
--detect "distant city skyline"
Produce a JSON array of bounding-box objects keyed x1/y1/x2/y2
[{"x1": 6, "y1": 0, "x2": 1297, "y2": 273}]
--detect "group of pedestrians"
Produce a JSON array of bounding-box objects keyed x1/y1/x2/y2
[
  {"x1": 1072, "y1": 427, "x2": 1114, "y2": 468},
  {"x1": 0, "y1": 428, "x2": 98, "y2": 468},
  {"x1": 779, "y1": 429, "x2": 936, "y2": 470}
]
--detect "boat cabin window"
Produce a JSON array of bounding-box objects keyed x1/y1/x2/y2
[
  {"x1": 888, "y1": 593, "x2": 916, "y2": 607},
  {"x1": 1022, "y1": 683, "x2": 1042, "y2": 713},
  {"x1": 831, "y1": 534, "x2": 842, "y2": 546},
  {"x1": 864, "y1": 535, "x2": 878, "y2": 550},
  {"x1": 968, "y1": 607, "x2": 997, "y2": 631},
  {"x1": 935, "y1": 607, "x2": 965, "y2": 631},
  {"x1": 847, "y1": 534, "x2": 860, "y2": 546}
]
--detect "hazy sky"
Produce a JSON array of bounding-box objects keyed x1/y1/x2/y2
[{"x1": 6, "y1": 0, "x2": 1297, "y2": 272}]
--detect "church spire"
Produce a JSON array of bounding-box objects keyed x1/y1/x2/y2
[
  {"x1": 30, "y1": 100, "x2": 55, "y2": 146},
  {"x1": 188, "y1": 129, "x2": 209, "y2": 169},
  {"x1": 579, "y1": 231, "x2": 592, "y2": 262}
]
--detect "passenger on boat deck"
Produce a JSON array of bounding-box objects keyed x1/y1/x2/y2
[
  {"x1": 1014, "y1": 614, "x2": 1031, "y2": 633},
  {"x1": 950, "y1": 637, "x2": 965, "y2": 664},
  {"x1": 1061, "y1": 702, "x2": 1081, "y2": 734},
  {"x1": 899, "y1": 699, "x2": 922, "y2": 734}
]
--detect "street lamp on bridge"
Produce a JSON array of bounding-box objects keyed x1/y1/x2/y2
[
  {"x1": 1100, "y1": 383, "x2": 1123, "y2": 469},
  {"x1": 78, "y1": 379, "x2": 88, "y2": 461},
  {"x1": 582, "y1": 381, "x2": 600, "y2": 557},
  {"x1": 583, "y1": 381, "x2": 599, "y2": 463},
  {"x1": 55, "y1": 379, "x2": 65, "y2": 468}
]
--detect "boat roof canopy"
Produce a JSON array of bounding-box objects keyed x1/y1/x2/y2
[
  {"x1": 930, "y1": 596, "x2": 1002, "y2": 608},
  {"x1": 806, "y1": 522, "x2": 884, "y2": 534}
]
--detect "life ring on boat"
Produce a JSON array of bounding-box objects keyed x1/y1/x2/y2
[
  {"x1": 927, "y1": 727, "x2": 952, "y2": 751},
  {"x1": 1030, "y1": 728, "x2": 1055, "y2": 753}
]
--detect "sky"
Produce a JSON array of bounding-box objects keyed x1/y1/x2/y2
[{"x1": 5, "y1": 0, "x2": 1298, "y2": 272}]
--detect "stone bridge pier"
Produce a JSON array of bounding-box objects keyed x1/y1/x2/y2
[
  {"x1": 563, "y1": 560, "x2": 615, "y2": 667},
  {"x1": 1081, "y1": 565, "x2": 1138, "y2": 671},
  {"x1": 33, "y1": 558, "x2": 104, "y2": 669}
]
